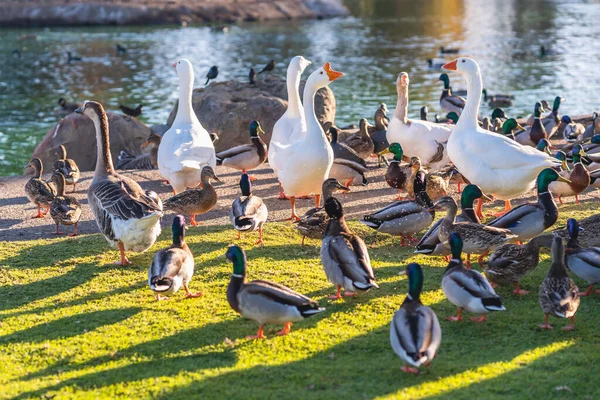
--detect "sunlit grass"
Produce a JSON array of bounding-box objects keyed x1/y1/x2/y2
[{"x1": 1, "y1": 210, "x2": 599, "y2": 399}]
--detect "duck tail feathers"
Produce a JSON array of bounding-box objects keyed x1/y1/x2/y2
[
  {"x1": 353, "y1": 281, "x2": 378, "y2": 291},
  {"x1": 234, "y1": 216, "x2": 254, "y2": 231},
  {"x1": 482, "y1": 297, "x2": 505, "y2": 311},
  {"x1": 360, "y1": 215, "x2": 381, "y2": 228},
  {"x1": 297, "y1": 304, "x2": 326, "y2": 318}
]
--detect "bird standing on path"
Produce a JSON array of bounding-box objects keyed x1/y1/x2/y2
[
  {"x1": 258, "y1": 60, "x2": 275, "y2": 75},
  {"x1": 249, "y1": 68, "x2": 256, "y2": 84},
  {"x1": 205, "y1": 66, "x2": 218, "y2": 85}
]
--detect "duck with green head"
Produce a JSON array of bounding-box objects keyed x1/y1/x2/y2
[
  {"x1": 560, "y1": 115, "x2": 585, "y2": 142},
  {"x1": 390, "y1": 263, "x2": 441, "y2": 374},
  {"x1": 148, "y1": 215, "x2": 202, "y2": 301},
  {"x1": 539, "y1": 236, "x2": 580, "y2": 330},
  {"x1": 385, "y1": 143, "x2": 411, "y2": 199},
  {"x1": 516, "y1": 102, "x2": 547, "y2": 147},
  {"x1": 439, "y1": 74, "x2": 466, "y2": 115},
  {"x1": 231, "y1": 173, "x2": 268, "y2": 246},
  {"x1": 500, "y1": 118, "x2": 525, "y2": 141},
  {"x1": 564, "y1": 218, "x2": 600, "y2": 297},
  {"x1": 541, "y1": 96, "x2": 564, "y2": 135},
  {"x1": 25, "y1": 158, "x2": 56, "y2": 218},
  {"x1": 442, "y1": 232, "x2": 505, "y2": 322},
  {"x1": 416, "y1": 184, "x2": 490, "y2": 259},
  {"x1": 536, "y1": 138, "x2": 552, "y2": 154},
  {"x1": 216, "y1": 120, "x2": 267, "y2": 179},
  {"x1": 549, "y1": 144, "x2": 589, "y2": 204},
  {"x1": 491, "y1": 108, "x2": 507, "y2": 121},
  {"x1": 226, "y1": 245, "x2": 325, "y2": 339}
]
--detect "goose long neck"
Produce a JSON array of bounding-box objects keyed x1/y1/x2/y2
[
  {"x1": 393, "y1": 84, "x2": 408, "y2": 123},
  {"x1": 173, "y1": 73, "x2": 198, "y2": 126},
  {"x1": 303, "y1": 81, "x2": 327, "y2": 143},
  {"x1": 456, "y1": 69, "x2": 483, "y2": 131},
  {"x1": 92, "y1": 112, "x2": 114, "y2": 176},
  {"x1": 286, "y1": 66, "x2": 303, "y2": 118}
]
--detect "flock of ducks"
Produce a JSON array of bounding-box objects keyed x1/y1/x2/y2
[{"x1": 22, "y1": 53, "x2": 600, "y2": 374}]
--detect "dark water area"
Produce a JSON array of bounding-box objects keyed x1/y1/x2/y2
[{"x1": 1, "y1": 0, "x2": 599, "y2": 175}]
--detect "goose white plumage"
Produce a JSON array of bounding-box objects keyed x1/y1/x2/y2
[
  {"x1": 269, "y1": 62, "x2": 343, "y2": 220},
  {"x1": 443, "y1": 58, "x2": 560, "y2": 209},
  {"x1": 386, "y1": 72, "x2": 452, "y2": 172},
  {"x1": 158, "y1": 59, "x2": 216, "y2": 194}
]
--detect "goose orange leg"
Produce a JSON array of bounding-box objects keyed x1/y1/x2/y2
[
  {"x1": 278, "y1": 183, "x2": 289, "y2": 200},
  {"x1": 276, "y1": 322, "x2": 292, "y2": 336},
  {"x1": 465, "y1": 254, "x2": 471, "y2": 269},
  {"x1": 315, "y1": 194, "x2": 321, "y2": 208},
  {"x1": 457, "y1": 182, "x2": 462, "y2": 193},
  {"x1": 246, "y1": 325, "x2": 266, "y2": 340},
  {"x1": 115, "y1": 241, "x2": 132, "y2": 265},
  {"x1": 475, "y1": 198, "x2": 485, "y2": 221},
  {"x1": 242, "y1": 169, "x2": 257, "y2": 181},
  {"x1": 285, "y1": 197, "x2": 300, "y2": 222},
  {"x1": 344, "y1": 178, "x2": 352, "y2": 192},
  {"x1": 538, "y1": 314, "x2": 553, "y2": 330},
  {"x1": 470, "y1": 315, "x2": 487, "y2": 323},
  {"x1": 575, "y1": 194, "x2": 579, "y2": 204},
  {"x1": 492, "y1": 200, "x2": 511, "y2": 217}
]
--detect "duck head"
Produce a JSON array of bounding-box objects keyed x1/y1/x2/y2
[
  {"x1": 409, "y1": 156, "x2": 421, "y2": 171},
  {"x1": 322, "y1": 179, "x2": 349, "y2": 198},
  {"x1": 307, "y1": 62, "x2": 344, "y2": 89},
  {"x1": 54, "y1": 144, "x2": 67, "y2": 160},
  {"x1": 442, "y1": 57, "x2": 480, "y2": 76},
  {"x1": 172, "y1": 215, "x2": 186, "y2": 246},
  {"x1": 447, "y1": 112, "x2": 459, "y2": 124},
  {"x1": 533, "y1": 102, "x2": 544, "y2": 118},
  {"x1": 58, "y1": 98, "x2": 66, "y2": 107},
  {"x1": 290, "y1": 56, "x2": 312, "y2": 75},
  {"x1": 502, "y1": 118, "x2": 524, "y2": 135},
  {"x1": 491, "y1": 108, "x2": 507, "y2": 120},
  {"x1": 565, "y1": 218, "x2": 582, "y2": 249},
  {"x1": 249, "y1": 120, "x2": 264, "y2": 138},
  {"x1": 554, "y1": 151, "x2": 569, "y2": 171},
  {"x1": 572, "y1": 144, "x2": 587, "y2": 164},
  {"x1": 552, "y1": 96, "x2": 564, "y2": 112},
  {"x1": 379, "y1": 103, "x2": 388, "y2": 114},
  {"x1": 324, "y1": 196, "x2": 344, "y2": 220},
  {"x1": 448, "y1": 232, "x2": 463, "y2": 261},
  {"x1": 461, "y1": 184, "x2": 491, "y2": 209},
  {"x1": 201, "y1": 166, "x2": 222, "y2": 184},
  {"x1": 388, "y1": 142, "x2": 403, "y2": 161},
  {"x1": 226, "y1": 245, "x2": 247, "y2": 277},
  {"x1": 141, "y1": 133, "x2": 162, "y2": 150},
  {"x1": 404, "y1": 263, "x2": 423, "y2": 301},
  {"x1": 591, "y1": 134, "x2": 600, "y2": 145},
  {"x1": 430, "y1": 195, "x2": 457, "y2": 212},
  {"x1": 359, "y1": 118, "x2": 369, "y2": 133},
  {"x1": 561, "y1": 115, "x2": 572, "y2": 125},
  {"x1": 51, "y1": 172, "x2": 66, "y2": 196},
  {"x1": 537, "y1": 168, "x2": 570, "y2": 192},
  {"x1": 536, "y1": 138, "x2": 552, "y2": 154},
  {"x1": 240, "y1": 173, "x2": 252, "y2": 196},
  {"x1": 438, "y1": 73, "x2": 450, "y2": 89},
  {"x1": 26, "y1": 157, "x2": 43, "y2": 177}
]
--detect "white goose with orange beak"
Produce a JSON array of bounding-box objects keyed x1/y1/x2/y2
[
  {"x1": 443, "y1": 57, "x2": 560, "y2": 215},
  {"x1": 269, "y1": 62, "x2": 344, "y2": 221}
]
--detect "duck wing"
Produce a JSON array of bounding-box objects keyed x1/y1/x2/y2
[
  {"x1": 486, "y1": 203, "x2": 539, "y2": 229},
  {"x1": 364, "y1": 200, "x2": 423, "y2": 221},
  {"x1": 390, "y1": 304, "x2": 441, "y2": 366},
  {"x1": 328, "y1": 233, "x2": 377, "y2": 289},
  {"x1": 449, "y1": 268, "x2": 497, "y2": 298},
  {"x1": 216, "y1": 144, "x2": 255, "y2": 162},
  {"x1": 243, "y1": 279, "x2": 323, "y2": 316}
]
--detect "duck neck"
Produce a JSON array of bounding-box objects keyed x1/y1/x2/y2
[
  {"x1": 286, "y1": 65, "x2": 303, "y2": 118},
  {"x1": 226, "y1": 260, "x2": 246, "y2": 314},
  {"x1": 537, "y1": 180, "x2": 559, "y2": 227},
  {"x1": 58, "y1": 145, "x2": 67, "y2": 160},
  {"x1": 91, "y1": 111, "x2": 114, "y2": 176},
  {"x1": 393, "y1": 84, "x2": 408, "y2": 123},
  {"x1": 303, "y1": 81, "x2": 327, "y2": 144},
  {"x1": 173, "y1": 74, "x2": 198, "y2": 127},
  {"x1": 456, "y1": 68, "x2": 483, "y2": 131},
  {"x1": 325, "y1": 215, "x2": 349, "y2": 236},
  {"x1": 443, "y1": 204, "x2": 458, "y2": 224},
  {"x1": 54, "y1": 176, "x2": 65, "y2": 196},
  {"x1": 32, "y1": 164, "x2": 42, "y2": 179}
]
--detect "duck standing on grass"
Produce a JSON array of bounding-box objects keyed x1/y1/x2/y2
[
  {"x1": 564, "y1": 218, "x2": 600, "y2": 297},
  {"x1": 549, "y1": 144, "x2": 590, "y2": 204},
  {"x1": 322, "y1": 197, "x2": 378, "y2": 299},
  {"x1": 385, "y1": 142, "x2": 410, "y2": 200},
  {"x1": 158, "y1": 59, "x2": 216, "y2": 194},
  {"x1": 148, "y1": 215, "x2": 202, "y2": 301},
  {"x1": 226, "y1": 245, "x2": 325, "y2": 339},
  {"x1": 76, "y1": 101, "x2": 163, "y2": 266},
  {"x1": 53, "y1": 145, "x2": 80, "y2": 193},
  {"x1": 216, "y1": 120, "x2": 267, "y2": 179},
  {"x1": 164, "y1": 166, "x2": 220, "y2": 227},
  {"x1": 231, "y1": 173, "x2": 268, "y2": 246},
  {"x1": 49, "y1": 172, "x2": 81, "y2": 236},
  {"x1": 25, "y1": 158, "x2": 56, "y2": 218},
  {"x1": 539, "y1": 237, "x2": 580, "y2": 330},
  {"x1": 442, "y1": 232, "x2": 506, "y2": 322},
  {"x1": 390, "y1": 263, "x2": 441, "y2": 375},
  {"x1": 269, "y1": 63, "x2": 343, "y2": 221}
]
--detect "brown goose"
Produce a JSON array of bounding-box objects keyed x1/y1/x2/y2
[
  {"x1": 49, "y1": 172, "x2": 81, "y2": 236},
  {"x1": 53, "y1": 145, "x2": 80, "y2": 192},
  {"x1": 75, "y1": 101, "x2": 163, "y2": 265},
  {"x1": 25, "y1": 158, "x2": 56, "y2": 218}
]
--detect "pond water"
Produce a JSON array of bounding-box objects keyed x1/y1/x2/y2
[{"x1": 1, "y1": 0, "x2": 600, "y2": 175}]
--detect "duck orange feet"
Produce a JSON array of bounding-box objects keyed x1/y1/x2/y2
[
  {"x1": 246, "y1": 325, "x2": 266, "y2": 340},
  {"x1": 401, "y1": 366, "x2": 420, "y2": 374},
  {"x1": 328, "y1": 285, "x2": 342, "y2": 300},
  {"x1": 470, "y1": 315, "x2": 487, "y2": 323},
  {"x1": 446, "y1": 308, "x2": 463, "y2": 322},
  {"x1": 276, "y1": 322, "x2": 292, "y2": 336}
]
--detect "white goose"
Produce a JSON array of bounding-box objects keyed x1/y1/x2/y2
[
  {"x1": 158, "y1": 59, "x2": 216, "y2": 194},
  {"x1": 386, "y1": 72, "x2": 453, "y2": 172},
  {"x1": 269, "y1": 63, "x2": 343, "y2": 221},
  {"x1": 269, "y1": 56, "x2": 312, "y2": 199},
  {"x1": 443, "y1": 58, "x2": 560, "y2": 215}
]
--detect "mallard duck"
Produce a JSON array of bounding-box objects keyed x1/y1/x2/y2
[
  {"x1": 549, "y1": 144, "x2": 590, "y2": 204},
  {"x1": 270, "y1": 56, "x2": 312, "y2": 199},
  {"x1": 322, "y1": 197, "x2": 379, "y2": 299},
  {"x1": 427, "y1": 59, "x2": 445, "y2": 69},
  {"x1": 148, "y1": 215, "x2": 202, "y2": 301},
  {"x1": 560, "y1": 115, "x2": 585, "y2": 142},
  {"x1": 342, "y1": 119, "x2": 375, "y2": 159},
  {"x1": 487, "y1": 169, "x2": 568, "y2": 242},
  {"x1": 329, "y1": 158, "x2": 368, "y2": 188},
  {"x1": 482, "y1": 89, "x2": 514, "y2": 108},
  {"x1": 76, "y1": 101, "x2": 163, "y2": 265},
  {"x1": 329, "y1": 126, "x2": 367, "y2": 167},
  {"x1": 420, "y1": 106, "x2": 428, "y2": 121},
  {"x1": 269, "y1": 63, "x2": 342, "y2": 221},
  {"x1": 385, "y1": 143, "x2": 411, "y2": 199},
  {"x1": 407, "y1": 157, "x2": 451, "y2": 200},
  {"x1": 546, "y1": 213, "x2": 600, "y2": 248},
  {"x1": 361, "y1": 171, "x2": 435, "y2": 245},
  {"x1": 158, "y1": 59, "x2": 216, "y2": 194},
  {"x1": 536, "y1": 138, "x2": 552, "y2": 154},
  {"x1": 49, "y1": 172, "x2": 81, "y2": 236},
  {"x1": 438, "y1": 73, "x2": 466, "y2": 115},
  {"x1": 442, "y1": 232, "x2": 506, "y2": 322},
  {"x1": 296, "y1": 179, "x2": 349, "y2": 245},
  {"x1": 416, "y1": 184, "x2": 489, "y2": 258},
  {"x1": 226, "y1": 245, "x2": 325, "y2": 339},
  {"x1": 440, "y1": 45, "x2": 460, "y2": 54},
  {"x1": 390, "y1": 263, "x2": 441, "y2": 374},
  {"x1": 25, "y1": 158, "x2": 56, "y2": 218},
  {"x1": 500, "y1": 118, "x2": 526, "y2": 141},
  {"x1": 433, "y1": 196, "x2": 517, "y2": 268},
  {"x1": 374, "y1": 103, "x2": 389, "y2": 131},
  {"x1": 164, "y1": 166, "x2": 221, "y2": 227},
  {"x1": 515, "y1": 102, "x2": 547, "y2": 147},
  {"x1": 538, "y1": 236, "x2": 580, "y2": 330},
  {"x1": 541, "y1": 96, "x2": 564, "y2": 136},
  {"x1": 485, "y1": 235, "x2": 554, "y2": 295},
  {"x1": 116, "y1": 133, "x2": 162, "y2": 171},
  {"x1": 388, "y1": 73, "x2": 452, "y2": 171},
  {"x1": 370, "y1": 129, "x2": 390, "y2": 168},
  {"x1": 53, "y1": 145, "x2": 80, "y2": 192},
  {"x1": 564, "y1": 218, "x2": 600, "y2": 297},
  {"x1": 443, "y1": 58, "x2": 560, "y2": 216},
  {"x1": 216, "y1": 120, "x2": 267, "y2": 177},
  {"x1": 231, "y1": 173, "x2": 268, "y2": 246},
  {"x1": 434, "y1": 112, "x2": 459, "y2": 124},
  {"x1": 491, "y1": 107, "x2": 507, "y2": 121},
  {"x1": 582, "y1": 112, "x2": 599, "y2": 142}
]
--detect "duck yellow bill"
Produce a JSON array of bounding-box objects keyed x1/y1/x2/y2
[
  {"x1": 481, "y1": 193, "x2": 493, "y2": 202},
  {"x1": 324, "y1": 62, "x2": 344, "y2": 81},
  {"x1": 377, "y1": 149, "x2": 390, "y2": 156},
  {"x1": 258, "y1": 126, "x2": 265, "y2": 135},
  {"x1": 558, "y1": 176, "x2": 571, "y2": 184},
  {"x1": 442, "y1": 59, "x2": 458, "y2": 71},
  {"x1": 562, "y1": 160, "x2": 570, "y2": 171}
]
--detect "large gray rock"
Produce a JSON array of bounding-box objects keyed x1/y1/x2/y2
[
  {"x1": 27, "y1": 112, "x2": 152, "y2": 174},
  {"x1": 166, "y1": 74, "x2": 337, "y2": 152}
]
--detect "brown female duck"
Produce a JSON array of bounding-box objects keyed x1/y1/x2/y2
[
  {"x1": 49, "y1": 172, "x2": 82, "y2": 236},
  {"x1": 53, "y1": 145, "x2": 80, "y2": 192},
  {"x1": 25, "y1": 158, "x2": 56, "y2": 218}
]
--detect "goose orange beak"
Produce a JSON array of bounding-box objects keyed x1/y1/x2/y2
[
  {"x1": 324, "y1": 62, "x2": 344, "y2": 81},
  {"x1": 442, "y1": 60, "x2": 458, "y2": 71}
]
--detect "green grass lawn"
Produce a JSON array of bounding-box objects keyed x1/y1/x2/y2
[{"x1": 1, "y1": 203, "x2": 600, "y2": 399}]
